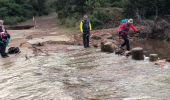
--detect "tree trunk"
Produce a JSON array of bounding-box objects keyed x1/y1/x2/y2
[{"x1": 136, "y1": 8, "x2": 142, "y2": 23}]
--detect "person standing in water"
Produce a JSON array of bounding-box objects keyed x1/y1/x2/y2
[{"x1": 0, "y1": 20, "x2": 10, "y2": 58}]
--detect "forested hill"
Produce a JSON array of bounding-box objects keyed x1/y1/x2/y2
[
  {"x1": 0, "y1": 0, "x2": 170, "y2": 28},
  {"x1": 0, "y1": 0, "x2": 51, "y2": 25},
  {"x1": 55, "y1": 0, "x2": 170, "y2": 28}
]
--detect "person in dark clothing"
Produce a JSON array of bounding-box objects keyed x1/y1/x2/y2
[
  {"x1": 121, "y1": 36, "x2": 130, "y2": 50},
  {"x1": 0, "y1": 42, "x2": 8, "y2": 58},
  {"x1": 0, "y1": 20, "x2": 10, "y2": 58},
  {"x1": 80, "y1": 15, "x2": 92, "y2": 48}
]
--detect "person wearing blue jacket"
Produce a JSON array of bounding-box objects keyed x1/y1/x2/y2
[{"x1": 80, "y1": 15, "x2": 92, "y2": 48}]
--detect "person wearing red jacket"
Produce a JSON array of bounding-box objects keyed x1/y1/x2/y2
[{"x1": 118, "y1": 19, "x2": 139, "y2": 51}]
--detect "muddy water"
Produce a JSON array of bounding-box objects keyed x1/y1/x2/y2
[
  {"x1": 0, "y1": 45, "x2": 170, "y2": 100},
  {"x1": 131, "y1": 39, "x2": 170, "y2": 59}
]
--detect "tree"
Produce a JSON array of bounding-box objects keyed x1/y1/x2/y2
[
  {"x1": 123, "y1": 0, "x2": 170, "y2": 18},
  {"x1": 0, "y1": 0, "x2": 50, "y2": 24}
]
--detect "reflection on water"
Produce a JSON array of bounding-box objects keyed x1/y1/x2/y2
[{"x1": 131, "y1": 39, "x2": 170, "y2": 59}]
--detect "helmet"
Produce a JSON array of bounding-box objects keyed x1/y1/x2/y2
[
  {"x1": 128, "y1": 19, "x2": 133, "y2": 24},
  {"x1": 83, "y1": 15, "x2": 88, "y2": 20}
]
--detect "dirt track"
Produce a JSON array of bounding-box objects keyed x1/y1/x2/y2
[{"x1": 0, "y1": 14, "x2": 170, "y2": 100}]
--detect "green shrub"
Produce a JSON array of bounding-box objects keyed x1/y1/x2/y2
[
  {"x1": 0, "y1": 0, "x2": 51, "y2": 25},
  {"x1": 4, "y1": 16, "x2": 26, "y2": 25},
  {"x1": 0, "y1": 7, "x2": 8, "y2": 18},
  {"x1": 90, "y1": 8, "x2": 123, "y2": 29},
  {"x1": 57, "y1": 16, "x2": 77, "y2": 27}
]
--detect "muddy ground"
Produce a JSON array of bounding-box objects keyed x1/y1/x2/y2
[{"x1": 0, "y1": 14, "x2": 170, "y2": 100}]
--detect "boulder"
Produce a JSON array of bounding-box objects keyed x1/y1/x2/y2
[
  {"x1": 107, "y1": 35, "x2": 113, "y2": 39},
  {"x1": 93, "y1": 43, "x2": 99, "y2": 48},
  {"x1": 115, "y1": 48, "x2": 124, "y2": 55},
  {"x1": 101, "y1": 41, "x2": 117, "y2": 53},
  {"x1": 131, "y1": 47, "x2": 144, "y2": 60},
  {"x1": 91, "y1": 35, "x2": 102, "y2": 40},
  {"x1": 100, "y1": 34, "x2": 113, "y2": 39},
  {"x1": 149, "y1": 54, "x2": 158, "y2": 62},
  {"x1": 166, "y1": 58, "x2": 170, "y2": 62}
]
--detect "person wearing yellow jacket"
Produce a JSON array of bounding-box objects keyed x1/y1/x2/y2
[{"x1": 80, "y1": 15, "x2": 92, "y2": 48}]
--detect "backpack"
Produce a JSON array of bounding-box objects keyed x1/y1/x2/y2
[
  {"x1": 8, "y1": 47, "x2": 21, "y2": 54},
  {"x1": 0, "y1": 32, "x2": 10, "y2": 45},
  {"x1": 82, "y1": 20, "x2": 90, "y2": 31},
  {"x1": 120, "y1": 19, "x2": 128, "y2": 24}
]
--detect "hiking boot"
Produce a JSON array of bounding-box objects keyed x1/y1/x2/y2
[
  {"x1": 118, "y1": 46, "x2": 125, "y2": 50},
  {"x1": 1, "y1": 53, "x2": 9, "y2": 58},
  {"x1": 2, "y1": 55, "x2": 9, "y2": 58}
]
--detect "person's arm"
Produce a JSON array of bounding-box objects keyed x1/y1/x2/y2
[
  {"x1": 130, "y1": 24, "x2": 139, "y2": 32},
  {"x1": 80, "y1": 21, "x2": 83, "y2": 33},
  {"x1": 5, "y1": 28, "x2": 9, "y2": 34},
  {"x1": 89, "y1": 22, "x2": 92, "y2": 31},
  {"x1": 118, "y1": 23, "x2": 126, "y2": 32}
]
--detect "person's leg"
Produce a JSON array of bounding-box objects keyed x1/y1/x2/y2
[
  {"x1": 0, "y1": 45, "x2": 2, "y2": 57},
  {"x1": 121, "y1": 36, "x2": 126, "y2": 48},
  {"x1": 1, "y1": 44, "x2": 6, "y2": 57},
  {"x1": 124, "y1": 36, "x2": 130, "y2": 51},
  {"x1": 0, "y1": 43, "x2": 8, "y2": 57},
  {"x1": 83, "y1": 33, "x2": 87, "y2": 48},
  {"x1": 127, "y1": 41, "x2": 130, "y2": 51},
  {"x1": 86, "y1": 31, "x2": 90, "y2": 47}
]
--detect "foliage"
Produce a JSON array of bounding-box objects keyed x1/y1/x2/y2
[
  {"x1": 4, "y1": 16, "x2": 26, "y2": 25},
  {"x1": 0, "y1": 0, "x2": 50, "y2": 25},
  {"x1": 123, "y1": 0, "x2": 170, "y2": 18},
  {"x1": 90, "y1": 8, "x2": 123, "y2": 29},
  {"x1": 54, "y1": 0, "x2": 124, "y2": 28}
]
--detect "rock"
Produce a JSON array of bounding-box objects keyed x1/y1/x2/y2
[
  {"x1": 115, "y1": 48, "x2": 125, "y2": 55},
  {"x1": 101, "y1": 41, "x2": 117, "y2": 53},
  {"x1": 166, "y1": 58, "x2": 170, "y2": 62},
  {"x1": 19, "y1": 42, "x2": 32, "y2": 48},
  {"x1": 26, "y1": 35, "x2": 33, "y2": 39},
  {"x1": 93, "y1": 43, "x2": 99, "y2": 48},
  {"x1": 32, "y1": 42, "x2": 44, "y2": 46},
  {"x1": 131, "y1": 47, "x2": 144, "y2": 60},
  {"x1": 149, "y1": 54, "x2": 158, "y2": 62},
  {"x1": 140, "y1": 19, "x2": 170, "y2": 40},
  {"x1": 100, "y1": 34, "x2": 113, "y2": 39},
  {"x1": 107, "y1": 35, "x2": 113, "y2": 39},
  {"x1": 91, "y1": 35, "x2": 101, "y2": 40},
  {"x1": 38, "y1": 42, "x2": 44, "y2": 46}
]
